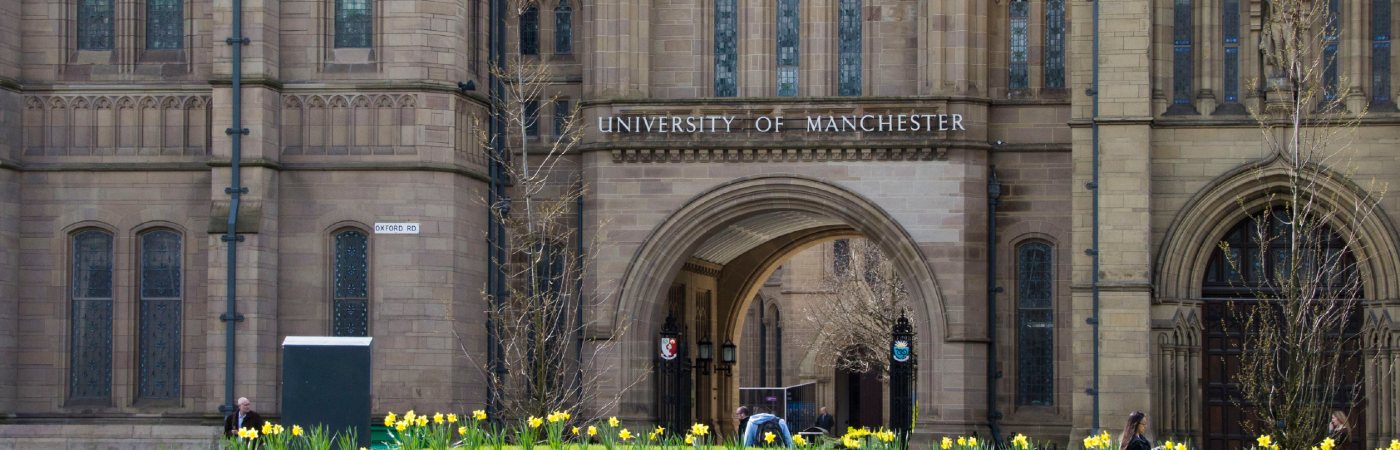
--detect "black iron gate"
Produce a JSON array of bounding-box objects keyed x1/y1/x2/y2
[
  {"x1": 655, "y1": 315, "x2": 692, "y2": 432},
  {"x1": 889, "y1": 312, "x2": 916, "y2": 444}
]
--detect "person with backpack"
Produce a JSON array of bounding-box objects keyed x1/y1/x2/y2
[{"x1": 742, "y1": 410, "x2": 793, "y2": 447}]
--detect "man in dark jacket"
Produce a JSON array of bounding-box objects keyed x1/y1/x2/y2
[
  {"x1": 814, "y1": 406, "x2": 835, "y2": 434},
  {"x1": 224, "y1": 397, "x2": 266, "y2": 437},
  {"x1": 734, "y1": 406, "x2": 751, "y2": 439}
]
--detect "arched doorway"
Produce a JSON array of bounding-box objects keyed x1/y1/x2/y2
[
  {"x1": 607, "y1": 176, "x2": 950, "y2": 437},
  {"x1": 1199, "y1": 209, "x2": 1364, "y2": 450}
]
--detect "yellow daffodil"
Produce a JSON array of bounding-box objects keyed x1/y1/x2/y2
[
  {"x1": 691, "y1": 423, "x2": 709, "y2": 436},
  {"x1": 1322, "y1": 438, "x2": 1337, "y2": 450},
  {"x1": 685, "y1": 434, "x2": 694, "y2": 445},
  {"x1": 415, "y1": 416, "x2": 428, "y2": 427},
  {"x1": 1013, "y1": 434, "x2": 1030, "y2": 449},
  {"x1": 292, "y1": 425, "x2": 303, "y2": 437},
  {"x1": 447, "y1": 413, "x2": 458, "y2": 424},
  {"x1": 1166, "y1": 441, "x2": 1176, "y2": 450},
  {"x1": 405, "y1": 410, "x2": 417, "y2": 423},
  {"x1": 473, "y1": 410, "x2": 487, "y2": 421},
  {"x1": 619, "y1": 428, "x2": 633, "y2": 441},
  {"x1": 273, "y1": 424, "x2": 284, "y2": 435},
  {"x1": 943, "y1": 437, "x2": 954, "y2": 450},
  {"x1": 1176, "y1": 442, "x2": 1187, "y2": 450},
  {"x1": 648, "y1": 432, "x2": 658, "y2": 441},
  {"x1": 548, "y1": 412, "x2": 563, "y2": 423},
  {"x1": 794, "y1": 434, "x2": 808, "y2": 447},
  {"x1": 655, "y1": 426, "x2": 665, "y2": 435},
  {"x1": 459, "y1": 426, "x2": 468, "y2": 435},
  {"x1": 385, "y1": 412, "x2": 398, "y2": 427},
  {"x1": 1258, "y1": 436, "x2": 1274, "y2": 448},
  {"x1": 765, "y1": 432, "x2": 777, "y2": 444},
  {"x1": 562, "y1": 411, "x2": 572, "y2": 421},
  {"x1": 247, "y1": 429, "x2": 260, "y2": 439},
  {"x1": 1390, "y1": 440, "x2": 1400, "y2": 450},
  {"x1": 843, "y1": 435, "x2": 861, "y2": 449},
  {"x1": 970, "y1": 437, "x2": 979, "y2": 447},
  {"x1": 528, "y1": 416, "x2": 543, "y2": 428},
  {"x1": 959, "y1": 437, "x2": 968, "y2": 447},
  {"x1": 395, "y1": 421, "x2": 407, "y2": 432},
  {"x1": 609, "y1": 417, "x2": 620, "y2": 427},
  {"x1": 1084, "y1": 436, "x2": 1096, "y2": 448},
  {"x1": 433, "y1": 412, "x2": 444, "y2": 424},
  {"x1": 262, "y1": 422, "x2": 273, "y2": 435},
  {"x1": 588, "y1": 425, "x2": 598, "y2": 437},
  {"x1": 573, "y1": 426, "x2": 581, "y2": 435}
]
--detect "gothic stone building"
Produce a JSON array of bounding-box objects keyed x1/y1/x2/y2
[{"x1": 1, "y1": 0, "x2": 1400, "y2": 449}]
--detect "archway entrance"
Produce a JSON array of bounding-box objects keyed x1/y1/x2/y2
[{"x1": 609, "y1": 176, "x2": 947, "y2": 439}]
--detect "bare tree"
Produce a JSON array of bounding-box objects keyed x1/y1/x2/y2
[
  {"x1": 458, "y1": 0, "x2": 630, "y2": 422},
  {"x1": 803, "y1": 239, "x2": 909, "y2": 376},
  {"x1": 1223, "y1": 1, "x2": 1388, "y2": 448}
]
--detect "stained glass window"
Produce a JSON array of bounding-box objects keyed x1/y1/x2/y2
[
  {"x1": 837, "y1": 0, "x2": 862, "y2": 96},
  {"x1": 1373, "y1": 0, "x2": 1392, "y2": 106},
  {"x1": 78, "y1": 0, "x2": 114, "y2": 50},
  {"x1": 146, "y1": 0, "x2": 183, "y2": 49},
  {"x1": 554, "y1": 0, "x2": 572, "y2": 54},
  {"x1": 1222, "y1": 0, "x2": 1240, "y2": 104},
  {"x1": 525, "y1": 100, "x2": 540, "y2": 137},
  {"x1": 1044, "y1": 0, "x2": 1066, "y2": 89},
  {"x1": 1172, "y1": 0, "x2": 1194, "y2": 107},
  {"x1": 334, "y1": 0, "x2": 372, "y2": 48},
  {"x1": 714, "y1": 0, "x2": 738, "y2": 97},
  {"x1": 833, "y1": 239, "x2": 850, "y2": 275},
  {"x1": 69, "y1": 230, "x2": 113, "y2": 404},
  {"x1": 776, "y1": 0, "x2": 800, "y2": 97},
  {"x1": 1323, "y1": 0, "x2": 1340, "y2": 101},
  {"x1": 520, "y1": 6, "x2": 539, "y2": 55},
  {"x1": 554, "y1": 99, "x2": 570, "y2": 140},
  {"x1": 138, "y1": 230, "x2": 182, "y2": 402},
  {"x1": 333, "y1": 230, "x2": 369, "y2": 337},
  {"x1": 1009, "y1": 0, "x2": 1030, "y2": 91},
  {"x1": 1016, "y1": 241, "x2": 1054, "y2": 406}
]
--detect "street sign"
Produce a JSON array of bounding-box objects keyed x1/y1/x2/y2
[{"x1": 373, "y1": 223, "x2": 420, "y2": 234}]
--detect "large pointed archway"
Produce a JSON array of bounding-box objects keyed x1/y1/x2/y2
[{"x1": 604, "y1": 175, "x2": 953, "y2": 434}]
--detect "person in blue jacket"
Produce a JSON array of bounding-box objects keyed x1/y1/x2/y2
[{"x1": 742, "y1": 410, "x2": 793, "y2": 447}]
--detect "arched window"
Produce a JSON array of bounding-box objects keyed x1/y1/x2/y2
[
  {"x1": 833, "y1": 239, "x2": 850, "y2": 275},
  {"x1": 714, "y1": 0, "x2": 738, "y2": 97},
  {"x1": 554, "y1": 0, "x2": 572, "y2": 54},
  {"x1": 146, "y1": 0, "x2": 183, "y2": 49},
  {"x1": 1323, "y1": 0, "x2": 1341, "y2": 101},
  {"x1": 332, "y1": 229, "x2": 370, "y2": 336},
  {"x1": 78, "y1": 0, "x2": 115, "y2": 50},
  {"x1": 1221, "y1": 0, "x2": 1241, "y2": 106},
  {"x1": 334, "y1": 0, "x2": 372, "y2": 48},
  {"x1": 1008, "y1": 0, "x2": 1030, "y2": 91},
  {"x1": 137, "y1": 229, "x2": 182, "y2": 402},
  {"x1": 1371, "y1": 0, "x2": 1392, "y2": 108},
  {"x1": 1015, "y1": 241, "x2": 1053, "y2": 406},
  {"x1": 69, "y1": 229, "x2": 113, "y2": 405},
  {"x1": 520, "y1": 6, "x2": 539, "y2": 55},
  {"x1": 1168, "y1": 0, "x2": 1195, "y2": 113},
  {"x1": 1044, "y1": 0, "x2": 1066, "y2": 90},
  {"x1": 776, "y1": 0, "x2": 801, "y2": 96},
  {"x1": 837, "y1": 0, "x2": 862, "y2": 96},
  {"x1": 768, "y1": 304, "x2": 782, "y2": 386}
]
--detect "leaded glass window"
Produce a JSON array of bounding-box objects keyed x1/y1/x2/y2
[
  {"x1": 333, "y1": 230, "x2": 369, "y2": 337},
  {"x1": 1044, "y1": 0, "x2": 1066, "y2": 89},
  {"x1": 714, "y1": 0, "x2": 738, "y2": 97},
  {"x1": 1016, "y1": 241, "x2": 1054, "y2": 406},
  {"x1": 1323, "y1": 0, "x2": 1340, "y2": 101},
  {"x1": 837, "y1": 0, "x2": 862, "y2": 96},
  {"x1": 1373, "y1": 0, "x2": 1392, "y2": 106},
  {"x1": 554, "y1": 0, "x2": 572, "y2": 54},
  {"x1": 138, "y1": 230, "x2": 182, "y2": 402},
  {"x1": 554, "y1": 99, "x2": 570, "y2": 140},
  {"x1": 776, "y1": 0, "x2": 800, "y2": 97},
  {"x1": 334, "y1": 0, "x2": 372, "y2": 48},
  {"x1": 146, "y1": 0, "x2": 183, "y2": 49},
  {"x1": 1222, "y1": 0, "x2": 1240, "y2": 104},
  {"x1": 1172, "y1": 0, "x2": 1194, "y2": 106},
  {"x1": 69, "y1": 230, "x2": 113, "y2": 405},
  {"x1": 833, "y1": 239, "x2": 850, "y2": 275},
  {"x1": 1009, "y1": 0, "x2": 1030, "y2": 91},
  {"x1": 525, "y1": 100, "x2": 540, "y2": 137},
  {"x1": 78, "y1": 0, "x2": 114, "y2": 50},
  {"x1": 520, "y1": 6, "x2": 539, "y2": 55}
]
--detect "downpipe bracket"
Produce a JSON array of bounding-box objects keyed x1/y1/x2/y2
[
  {"x1": 225, "y1": 37, "x2": 250, "y2": 46},
  {"x1": 219, "y1": 313, "x2": 245, "y2": 323},
  {"x1": 225, "y1": 128, "x2": 250, "y2": 136}
]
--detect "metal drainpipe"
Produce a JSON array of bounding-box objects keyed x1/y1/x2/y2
[
  {"x1": 487, "y1": 0, "x2": 508, "y2": 417},
  {"x1": 219, "y1": 0, "x2": 249, "y2": 418},
  {"x1": 1088, "y1": 0, "x2": 1103, "y2": 434},
  {"x1": 574, "y1": 180, "x2": 585, "y2": 402},
  {"x1": 987, "y1": 167, "x2": 1004, "y2": 446}
]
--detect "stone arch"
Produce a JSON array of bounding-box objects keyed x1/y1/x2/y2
[
  {"x1": 609, "y1": 175, "x2": 949, "y2": 421},
  {"x1": 1155, "y1": 157, "x2": 1400, "y2": 303}
]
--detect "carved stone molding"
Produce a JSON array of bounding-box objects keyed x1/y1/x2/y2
[
  {"x1": 281, "y1": 93, "x2": 419, "y2": 156},
  {"x1": 609, "y1": 147, "x2": 948, "y2": 163},
  {"x1": 22, "y1": 94, "x2": 212, "y2": 157}
]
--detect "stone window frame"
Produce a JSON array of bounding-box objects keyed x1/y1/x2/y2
[
  {"x1": 133, "y1": 225, "x2": 185, "y2": 407},
  {"x1": 62, "y1": 0, "x2": 194, "y2": 74},
  {"x1": 320, "y1": 0, "x2": 383, "y2": 72},
  {"x1": 66, "y1": 225, "x2": 117, "y2": 408},
  {"x1": 329, "y1": 225, "x2": 372, "y2": 337},
  {"x1": 836, "y1": 0, "x2": 862, "y2": 96},
  {"x1": 709, "y1": 0, "x2": 741, "y2": 97},
  {"x1": 1370, "y1": 0, "x2": 1396, "y2": 110},
  {"x1": 1002, "y1": 0, "x2": 1068, "y2": 99},
  {"x1": 1010, "y1": 235, "x2": 1059, "y2": 411}
]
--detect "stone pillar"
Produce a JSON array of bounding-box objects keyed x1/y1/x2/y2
[
  {"x1": 0, "y1": 0, "x2": 18, "y2": 415},
  {"x1": 207, "y1": 0, "x2": 283, "y2": 416},
  {"x1": 585, "y1": 0, "x2": 649, "y2": 98},
  {"x1": 918, "y1": 0, "x2": 989, "y2": 96},
  {"x1": 1071, "y1": 0, "x2": 1155, "y2": 441}
]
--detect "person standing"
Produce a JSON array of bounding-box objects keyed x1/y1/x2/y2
[
  {"x1": 1119, "y1": 411, "x2": 1151, "y2": 450},
  {"x1": 734, "y1": 406, "x2": 751, "y2": 439},
  {"x1": 815, "y1": 406, "x2": 835, "y2": 434},
  {"x1": 1328, "y1": 410, "x2": 1351, "y2": 443},
  {"x1": 223, "y1": 397, "x2": 267, "y2": 437}
]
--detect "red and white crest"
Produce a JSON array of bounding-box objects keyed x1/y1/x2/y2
[{"x1": 659, "y1": 337, "x2": 679, "y2": 360}]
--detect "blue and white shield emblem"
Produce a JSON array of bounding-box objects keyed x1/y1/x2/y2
[{"x1": 892, "y1": 339, "x2": 911, "y2": 362}]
